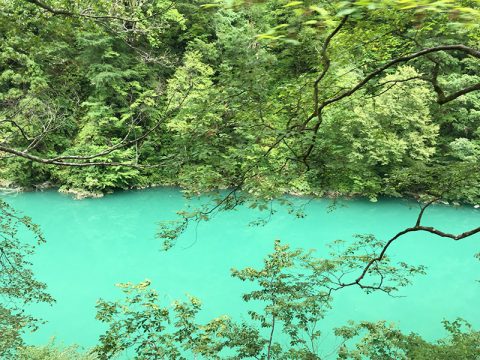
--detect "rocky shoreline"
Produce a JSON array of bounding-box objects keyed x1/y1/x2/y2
[{"x1": 1, "y1": 178, "x2": 479, "y2": 208}]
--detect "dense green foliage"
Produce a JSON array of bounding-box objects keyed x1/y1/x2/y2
[
  {"x1": 93, "y1": 240, "x2": 413, "y2": 358},
  {"x1": 91, "y1": 241, "x2": 471, "y2": 359},
  {"x1": 1, "y1": 0, "x2": 480, "y2": 358},
  {"x1": 1, "y1": 0, "x2": 479, "y2": 204},
  {"x1": 18, "y1": 341, "x2": 97, "y2": 360},
  {"x1": 336, "y1": 318, "x2": 480, "y2": 360}
]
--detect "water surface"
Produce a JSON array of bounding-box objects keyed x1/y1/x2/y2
[{"x1": 2, "y1": 188, "x2": 479, "y2": 356}]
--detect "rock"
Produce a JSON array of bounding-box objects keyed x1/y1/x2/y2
[
  {"x1": 58, "y1": 188, "x2": 104, "y2": 200},
  {"x1": 0, "y1": 178, "x2": 24, "y2": 192},
  {"x1": 34, "y1": 181, "x2": 54, "y2": 191}
]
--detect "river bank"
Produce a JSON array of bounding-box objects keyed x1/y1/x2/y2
[{"x1": 2, "y1": 177, "x2": 479, "y2": 211}]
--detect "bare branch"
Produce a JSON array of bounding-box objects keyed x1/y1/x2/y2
[
  {"x1": 342, "y1": 221, "x2": 480, "y2": 290},
  {"x1": 0, "y1": 144, "x2": 147, "y2": 167},
  {"x1": 316, "y1": 44, "x2": 480, "y2": 115},
  {"x1": 437, "y1": 82, "x2": 480, "y2": 105},
  {"x1": 415, "y1": 197, "x2": 438, "y2": 227},
  {"x1": 311, "y1": 16, "x2": 350, "y2": 123},
  {"x1": 24, "y1": 0, "x2": 73, "y2": 16},
  {"x1": 300, "y1": 44, "x2": 480, "y2": 162},
  {"x1": 0, "y1": 84, "x2": 192, "y2": 167},
  {"x1": 24, "y1": 0, "x2": 174, "y2": 23}
]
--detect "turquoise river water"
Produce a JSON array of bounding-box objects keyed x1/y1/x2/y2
[{"x1": 1, "y1": 187, "x2": 479, "y2": 357}]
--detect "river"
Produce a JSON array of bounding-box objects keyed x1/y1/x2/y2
[{"x1": 2, "y1": 187, "x2": 479, "y2": 357}]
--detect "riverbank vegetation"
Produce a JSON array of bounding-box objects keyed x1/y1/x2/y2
[
  {"x1": 1, "y1": 0, "x2": 479, "y2": 203},
  {"x1": 1, "y1": 0, "x2": 480, "y2": 358}
]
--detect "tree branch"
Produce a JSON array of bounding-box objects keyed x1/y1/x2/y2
[
  {"x1": 24, "y1": 0, "x2": 172, "y2": 23},
  {"x1": 343, "y1": 220, "x2": 480, "y2": 290},
  {"x1": 300, "y1": 44, "x2": 480, "y2": 161},
  {"x1": 311, "y1": 16, "x2": 349, "y2": 123},
  {"x1": 0, "y1": 85, "x2": 191, "y2": 167},
  {"x1": 0, "y1": 144, "x2": 145, "y2": 167},
  {"x1": 437, "y1": 82, "x2": 480, "y2": 105},
  {"x1": 316, "y1": 44, "x2": 480, "y2": 114}
]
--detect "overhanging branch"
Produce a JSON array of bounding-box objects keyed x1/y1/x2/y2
[{"x1": 300, "y1": 44, "x2": 480, "y2": 162}]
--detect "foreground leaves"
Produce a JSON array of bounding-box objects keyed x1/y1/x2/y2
[
  {"x1": 0, "y1": 200, "x2": 54, "y2": 358},
  {"x1": 94, "y1": 237, "x2": 426, "y2": 359}
]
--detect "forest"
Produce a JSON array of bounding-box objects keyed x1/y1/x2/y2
[{"x1": 1, "y1": 0, "x2": 480, "y2": 359}]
